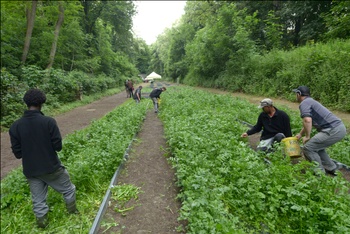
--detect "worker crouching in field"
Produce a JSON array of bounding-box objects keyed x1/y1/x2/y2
[
  {"x1": 241, "y1": 98, "x2": 292, "y2": 152},
  {"x1": 149, "y1": 87, "x2": 166, "y2": 113},
  {"x1": 293, "y1": 86, "x2": 346, "y2": 175},
  {"x1": 9, "y1": 89, "x2": 78, "y2": 228},
  {"x1": 133, "y1": 86, "x2": 143, "y2": 103}
]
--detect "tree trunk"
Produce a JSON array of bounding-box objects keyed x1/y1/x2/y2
[
  {"x1": 21, "y1": 0, "x2": 38, "y2": 64},
  {"x1": 293, "y1": 17, "x2": 302, "y2": 47},
  {"x1": 47, "y1": 1, "x2": 64, "y2": 69}
]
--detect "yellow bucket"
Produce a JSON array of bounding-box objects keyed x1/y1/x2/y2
[{"x1": 282, "y1": 137, "x2": 301, "y2": 157}]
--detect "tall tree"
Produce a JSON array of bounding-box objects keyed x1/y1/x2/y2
[
  {"x1": 47, "y1": 1, "x2": 64, "y2": 69},
  {"x1": 235, "y1": 1, "x2": 281, "y2": 50},
  {"x1": 21, "y1": 0, "x2": 38, "y2": 64},
  {"x1": 132, "y1": 37, "x2": 151, "y2": 74},
  {"x1": 1, "y1": 1, "x2": 27, "y2": 69},
  {"x1": 322, "y1": 1, "x2": 350, "y2": 40},
  {"x1": 100, "y1": 1, "x2": 135, "y2": 54},
  {"x1": 280, "y1": 1, "x2": 332, "y2": 46}
]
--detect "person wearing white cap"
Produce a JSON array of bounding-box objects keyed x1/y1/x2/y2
[
  {"x1": 241, "y1": 98, "x2": 292, "y2": 152},
  {"x1": 293, "y1": 85, "x2": 346, "y2": 175}
]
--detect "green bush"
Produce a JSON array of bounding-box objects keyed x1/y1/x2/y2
[
  {"x1": 1, "y1": 66, "x2": 126, "y2": 129},
  {"x1": 246, "y1": 39, "x2": 350, "y2": 111},
  {"x1": 0, "y1": 69, "x2": 28, "y2": 128}
]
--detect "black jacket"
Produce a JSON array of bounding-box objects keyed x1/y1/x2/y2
[
  {"x1": 247, "y1": 108, "x2": 292, "y2": 140},
  {"x1": 149, "y1": 88, "x2": 163, "y2": 98},
  {"x1": 9, "y1": 110, "x2": 62, "y2": 177}
]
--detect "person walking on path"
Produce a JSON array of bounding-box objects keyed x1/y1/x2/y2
[
  {"x1": 293, "y1": 86, "x2": 346, "y2": 175},
  {"x1": 241, "y1": 98, "x2": 292, "y2": 152},
  {"x1": 9, "y1": 89, "x2": 78, "y2": 228},
  {"x1": 149, "y1": 87, "x2": 166, "y2": 113},
  {"x1": 133, "y1": 86, "x2": 143, "y2": 103}
]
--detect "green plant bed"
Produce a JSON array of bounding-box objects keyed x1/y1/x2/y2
[
  {"x1": 159, "y1": 86, "x2": 350, "y2": 233},
  {"x1": 1, "y1": 100, "x2": 150, "y2": 233}
]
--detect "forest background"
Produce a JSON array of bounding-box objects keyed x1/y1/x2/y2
[{"x1": 1, "y1": 1, "x2": 349, "y2": 129}]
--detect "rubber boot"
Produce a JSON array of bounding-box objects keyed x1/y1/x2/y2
[
  {"x1": 66, "y1": 201, "x2": 79, "y2": 214},
  {"x1": 36, "y1": 213, "x2": 48, "y2": 228}
]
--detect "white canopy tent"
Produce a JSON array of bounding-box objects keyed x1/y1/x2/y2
[{"x1": 144, "y1": 72, "x2": 161, "y2": 81}]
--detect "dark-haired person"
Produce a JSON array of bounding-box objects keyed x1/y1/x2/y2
[
  {"x1": 241, "y1": 98, "x2": 292, "y2": 152},
  {"x1": 293, "y1": 86, "x2": 346, "y2": 175},
  {"x1": 126, "y1": 79, "x2": 134, "y2": 98},
  {"x1": 149, "y1": 87, "x2": 166, "y2": 113},
  {"x1": 9, "y1": 89, "x2": 78, "y2": 228},
  {"x1": 133, "y1": 86, "x2": 143, "y2": 103}
]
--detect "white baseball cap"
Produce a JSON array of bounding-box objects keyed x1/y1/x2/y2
[{"x1": 258, "y1": 98, "x2": 273, "y2": 108}]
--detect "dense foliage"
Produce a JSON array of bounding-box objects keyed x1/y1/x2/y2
[
  {"x1": 1, "y1": 100, "x2": 149, "y2": 233},
  {"x1": 151, "y1": 1, "x2": 350, "y2": 112},
  {"x1": 160, "y1": 87, "x2": 350, "y2": 233},
  {"x1": 0, "y1": 1, "x2": 150, "y2": 75},
  {"x1": 2, "y1": 1, "x2": 349, "y2": 128},
  {"x1": 0, "y1": 0, "x2": 152, "y2": 129},
  {"x1": 0, "y1": 66, "x2": 128, "y2": 128}
]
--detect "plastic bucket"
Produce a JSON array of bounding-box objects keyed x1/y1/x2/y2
[{"x1": 282, "y1": 137, "x2": 301, "y2": 157}]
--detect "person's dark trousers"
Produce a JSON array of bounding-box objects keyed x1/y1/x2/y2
[{"x1": 273, "y1": 133, "x2": 286, "y2": 143}]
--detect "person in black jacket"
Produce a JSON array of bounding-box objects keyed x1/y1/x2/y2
[
  {"x1": 241, "y1": 98, "x2": 292, "y2": 152},
  {"x1": 149, "y1": 87, "x2": 166, "y2": 113},
  {"x1": 9, "y1": 89, "x2": 78, "y2": 228}
]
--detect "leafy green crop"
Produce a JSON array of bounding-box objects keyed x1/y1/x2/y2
[
  {"x1": 1, "y1": 100, "x2": 150, "y2": 233},
  {"x1": 2, "y1": 85, "x2": 348, "y2": 233},
  {"x1": 160, "y1": 86, "x2": 350, "y2": 233}
]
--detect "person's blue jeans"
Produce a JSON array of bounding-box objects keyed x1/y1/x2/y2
[
  {"x1": 27, "y1": 167, "x2": 76, "y2": 218},
  {"x1": 303, "y1": 123, "x2": 346, "y2": 173}
]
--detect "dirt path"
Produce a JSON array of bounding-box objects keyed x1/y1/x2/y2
[{"x1": 99, "y1": 110, "x2": 185, "y2": 233}]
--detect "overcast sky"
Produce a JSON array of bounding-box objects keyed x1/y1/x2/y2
[{"x1": 132, "y1": 1, "x2": 187, "y2": 45}]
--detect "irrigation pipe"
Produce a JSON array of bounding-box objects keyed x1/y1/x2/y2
[
  {"x1": 89, "y1": 103, "x2": 150, "y2": 234},
  {"x1": 235, "y1": 118, "x2": 254, "y2": 128}
]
